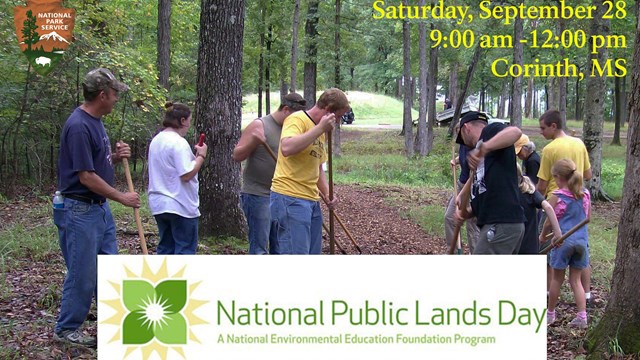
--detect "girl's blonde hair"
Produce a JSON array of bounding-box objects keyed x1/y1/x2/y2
[
  {"x1": 516, "y1": 164, "x2": 535, "y2": 194},
  {"x1": 551, "y1": 158, "x2": 584, "y2": 199}
]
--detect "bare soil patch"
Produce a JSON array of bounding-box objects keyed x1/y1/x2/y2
[{"x1": 0, "y1": 188, "x2": 626, "y2": 359}]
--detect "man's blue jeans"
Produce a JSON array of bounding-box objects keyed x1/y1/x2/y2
[
  {"x1": 241, "y1": 193, "x2": 278, "y2": 254},
  {"x1": 154, "y1": 213, "x2": 199, "y2": 254},
  {"x1": 53, "y1": 198, "x2": 117, "y2": 333},
  {"x1": 270, "y1": 192, "x2": 323, "y2": 254}
]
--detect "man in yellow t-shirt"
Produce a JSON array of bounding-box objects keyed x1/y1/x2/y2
[
  {"x1": 536, "y1": 109, "x2": 593, "y2": 305},
  {"x1": 270, "y1": 88, "x2": 350, "y2": 254}
]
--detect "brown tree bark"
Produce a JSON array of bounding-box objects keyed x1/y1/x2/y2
[
  {"x1": 525, "y1": 77, "x2": 534, "y2": 119},
  {"x1": 575, "y1": 70, "x2": 583, "y2": 121},
  {"x1": 401, "y1": 0, "x2": 413, "y2": 157},
  {"x1": 497, "y1": 80, "x2": 508, "y2": 119},
  {"x1": 427, "y1": 24, "x2": 438, "y2": 137},
  {"x1": 157, "y1": 0, "x2": 171, "y2": 90},
  {"x1": 290, "y1": 0, "x2": 301, "y2": 92},
  {"x1": 265, "y1": 23, "x2": 272, "y2": 114},
  {"x1": 586, "y1": 16, "x2": 640, "y2": 355},
  {"x1": 557, "y1": 16, "x2": 567, "y2": 128},
  {"x1": 511, "y1": 2, "x2": 524, "y2": 127},
  {"x1": 195, "y1": 0, "x2": 247, "y2": 239},
  {"x1": 303, "y1": 0, "x2": 319, "y2": 107},
  {"x1": 333, "y1": 0, "x2": 342, "y2": 158},
  {"x1": 415, "y1": 0, "x2": 430, "y2": 156},
  {"x1": 612, "y1": 69, "x2": 622, "y2": 146},
  {"x1": 583, "y1": 0, "x2": 612, "y2": 201},
  {"x1": 448, "y1": 64, "x2": 458, "y2": 108},
  {"x1": 258, "y1": 6, "x2": 264, "y2": 118}
]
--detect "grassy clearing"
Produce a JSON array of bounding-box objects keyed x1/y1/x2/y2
[
  {"x1": 242, "y1": 91, "x2": 423, "y2": 125},
  {"x1": 335, "y1": 128, "x2": 452, "y2": 188},
  {"x1": 0, "y1": 206, "x2": 58, "y2": 273},
  {"x1": 334, "y1": 128, "x2": 623, "y2": 286},
  {"x1": 522, "y1": 117, "x2": 621, "y2": 133}
]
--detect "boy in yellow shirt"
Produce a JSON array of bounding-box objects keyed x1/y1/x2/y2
[{"x1": 270, "y1": 88, "x2": 350, "y2": 254}]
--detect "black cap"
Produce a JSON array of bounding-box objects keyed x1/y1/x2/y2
[{"x1": 455, "y1": 111, "x2": 488, "y2": 144}]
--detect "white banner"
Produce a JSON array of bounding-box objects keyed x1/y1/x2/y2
[{"x1": 98, "y1": 256, "x2": 547, "y2": 360}]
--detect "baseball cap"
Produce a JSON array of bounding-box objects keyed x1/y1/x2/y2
[
  {"x1": 83, "y1": 68, "x2": 129, "y2": 93},
  {"x1": 455, "y1": 111, "x2": 488, "y2": 144},
  {"x1": 514, "y1": 134, "x2": 530, "y2": 154}
]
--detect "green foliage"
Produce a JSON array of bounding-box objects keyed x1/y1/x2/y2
[
  {"x1": 199, "y1": 236, "x2": 247, "y2": 255},
  {"x1": 601, "y1": 160, "x2": 625, "y2": 200},
  {"x1": 0, "y1": 215, "x2": 59, "y2": 273},
  {"x1": 335, "y1": 128, "x2": 452, "y2": 188}
]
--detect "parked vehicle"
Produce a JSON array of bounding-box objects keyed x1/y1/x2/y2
[
  {"x1": 485, "y1": 113, "x2": 510, "y2": 125},
  {"x1": 435, "y1": 106, "x2": 510, "y2": 126},
  {"x1": 341, "y1": 110, "x2": 355, "y2": 124}
]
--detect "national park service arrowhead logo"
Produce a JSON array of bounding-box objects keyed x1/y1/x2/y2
[{"x1": 14, "y1": 0, "x2": 75, "y2": 76}]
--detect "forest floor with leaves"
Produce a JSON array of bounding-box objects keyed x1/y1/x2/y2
[{"x1": 0, "y1": 185, "x2": 628, "y2": 359}]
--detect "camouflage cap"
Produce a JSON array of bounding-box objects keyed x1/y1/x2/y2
[{"x1": 83, "y1": 68, "x2": 129, "y2": 93}]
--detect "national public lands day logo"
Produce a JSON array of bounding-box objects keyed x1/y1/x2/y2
[
  {"x1": 13, "y1": 0, "x2": 75, "y2": 76},
  {"x1": 102, "y1": 259, "x2": 208, "y2": 360}
]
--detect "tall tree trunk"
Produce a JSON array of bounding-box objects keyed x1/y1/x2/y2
[
  {"x1": 612, "y1": 69, "x2": 622, "y2": 145},
  {"x1": 575, "y1": 72, "x2": 582, "y2": 121},
  {"x1": 498, "y1": 80, "x2": 508, "y2": 119},
  {"x1": 303, "y1": 0, "x2": 319, "y2": 107},
  {"x1": 265, "y1": 24, "x2": 272, "y2": 114},
  {"x1": 257, "y1": 9, "x2": 264, "y2": 118},
  {"x1": 585, "y1": 15, "x2": 640, "y2": 356},
  {"x1": 415, "y1": 0, "x2": 429, "y2": 156},
  {"x1": 511, "y1": 3, "x2": 524, "y2": 127},
  {"x1": 557, "y1": 18, "x2": 567, "y2": 128},
  {"x1": 582, "y1": 0, "x2": 612, "y2": 201},
  {"x1": 280, "y1": 77, "x2": 287, "y2": 99},
  {"x1": 427, "y1": 24, "x2": 438, "y2": 135},
  {"x1": 157, "y1": 0, "x2": 171, "y2": 90},
  {"x1": 401, "y1": 0, "x2": 413, "y2": 157},
  {"x1": 350, "y1": 67, "x2": 355, "y2": 90},
  {"x1": 333, "y1": 0, "x2": 342, "y2": 157},
  {"x1": 525, "y1": 77, "x2": 534, "y2": 118},
  {"x1": 448, "y1": 45, "x2": 483, "y2": 137},
  {"x1": 533, "y1": 86, "x2": 539, "y2": 118},
  {"x1": 290, "y1": 0, "x2": 301, "y2": 92},
  {"x1": 547, "y1": 77, "x2": 556, "y2": 110},
  {"x1": 622, "y1": 73, "x2": 628, "y2": 126},
  {"x1": 448, "y1": 64, "x2": 458, "y2": 107},
  {"x1": 195, "y1": 0, "x2": 247, "y2": 239}
]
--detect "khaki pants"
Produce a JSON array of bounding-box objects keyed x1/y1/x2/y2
[{"x1": 444, "y1": 180, "x2": 480, "y2": 254}]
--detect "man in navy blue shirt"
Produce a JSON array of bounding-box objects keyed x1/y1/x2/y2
[
  {"x1": 453, "y1": 111, "x2": 525, "y2": 254},
  {"x1": 53, "y1": 68, "x2": 140, "y2": 347}
]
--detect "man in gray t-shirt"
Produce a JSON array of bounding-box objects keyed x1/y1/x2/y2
[{"x1": 233, "y1": 93, "x2": 306, "y2": 254}]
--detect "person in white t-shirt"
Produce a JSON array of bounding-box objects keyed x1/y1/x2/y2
[{"x1": 148, "y1": 102, "x2": 207, "y2": 254}]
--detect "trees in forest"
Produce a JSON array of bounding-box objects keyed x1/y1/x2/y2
[
  {"x1": 414, "y1": 0, "x2": 430, "y2": 156},
  {"x1": 401, "y1": 0, "x2": 413, "y2": 158},
  {"x1": 583, "y1": 0, "x2": 612, "y2": 201},
  {"x1": 585, "y1": 12, "x2": 640, "y2": 356},
  {"x1": 290, "y1": 0, "x2": 301, "y2": 92},
  {"x1": 195, "y1": 0, "x2": 247, "y2": 239},
  {"x1": 157, "y1": 0, "x2": 171, "y2": 90},
  {"x1": 511, "y1": 0, "x2": 524, "y2": 128},
  {"x1": 333, "y1": 0, "x2": 342, "y2": 158},
  {"x1": 303, "y1": 0, "x2": 319, "y2": 107}
]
